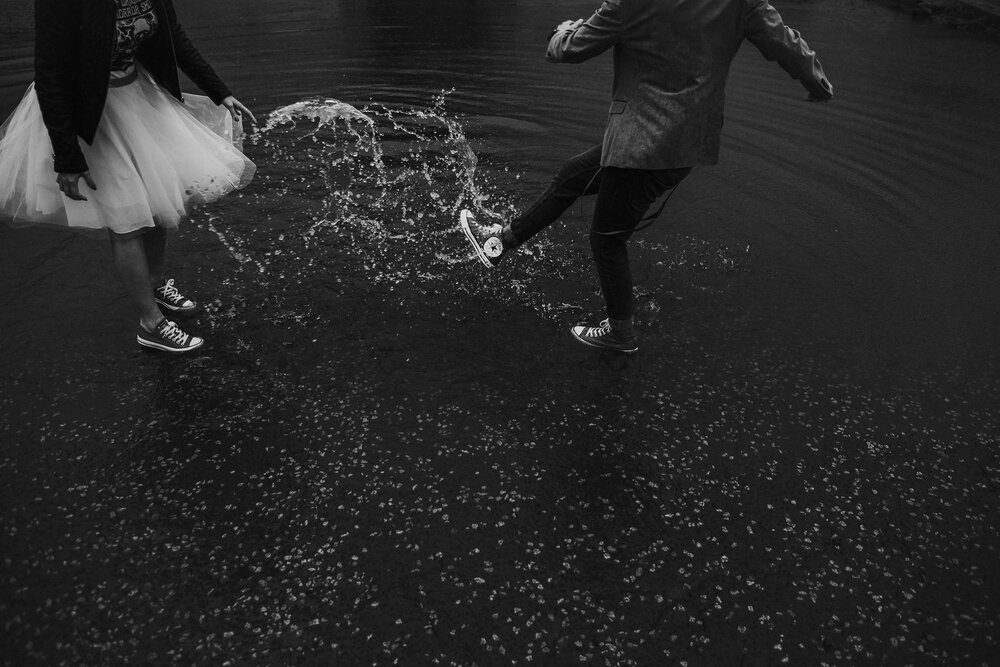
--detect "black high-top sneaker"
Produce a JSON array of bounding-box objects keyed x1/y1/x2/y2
[
  {"x1": 459, "y1": 209, "x2": 514, "y2": 268},
  {"x1": 570, "y1": 318, "x2": 638, "y2": 354}
]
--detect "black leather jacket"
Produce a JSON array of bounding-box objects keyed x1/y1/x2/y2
[{"x1": 34, "y1": 0, "x2": 233, "y2": 173}]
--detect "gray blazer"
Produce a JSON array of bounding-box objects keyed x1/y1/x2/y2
[{"x1": 547, "y1": 0, "x2": 833, "y2": 169}]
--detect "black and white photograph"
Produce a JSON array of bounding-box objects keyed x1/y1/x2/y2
[{"x1": 1, "y1": 0, "x2": 997, "y2": 664}]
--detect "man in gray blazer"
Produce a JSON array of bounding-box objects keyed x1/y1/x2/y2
[{"x1": 460, "y1": 0, "x2": 833, "y2": 353}]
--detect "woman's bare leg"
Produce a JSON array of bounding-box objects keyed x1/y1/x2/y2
[
  {"x1": 109, "y1": 234, "x2": 163, "y2": 331},
  {"x1": 143, "y1": 226, "x2": 166, "y2": 286}
]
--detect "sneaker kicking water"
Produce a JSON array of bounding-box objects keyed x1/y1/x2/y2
[
  {"x1": 570, "y1": 318, "x2": 638, "y2": 354},
  {"x1": 154, "y1": 278, "x2": 197, "y2": 313},
  {"x1": 459, "y1": 209, "x2": 509, "y2": 268},
  {"x1": 137, "y1": 318, "x2": 204, "y2": 353}
]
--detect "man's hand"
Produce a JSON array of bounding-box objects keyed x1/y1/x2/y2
[
  {"x1": 807, "y1": 77, "x2": 833, "y2": 103},
  {"x1": 554, "y1": 18, "x2": 585, "y2": 34},
  {"x1": 57, "y1": 171, "x2": 97, "y2": 201},
  {"x1": 222, "y1": 95, "x2": 258, "y2": 127}
]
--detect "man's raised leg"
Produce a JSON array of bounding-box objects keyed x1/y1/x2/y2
[{"x1": 461, "y1": 145, "x2": 603, "y2": 267}]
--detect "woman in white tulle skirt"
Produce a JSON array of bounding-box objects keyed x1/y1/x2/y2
[{"x1": 0, "y1": 0, "x2": 257, "y2": 353}]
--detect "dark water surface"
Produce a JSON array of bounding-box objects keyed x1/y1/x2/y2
[{"x1": 2, "y1": 0, "x2": 999, "y2": 664}]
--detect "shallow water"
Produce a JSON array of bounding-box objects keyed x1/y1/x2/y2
[{"x1": 1, "y1": 0, "x2": 998, "y2": 664}]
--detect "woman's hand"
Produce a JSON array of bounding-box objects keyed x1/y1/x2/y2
[
  {"x1": 57, "y1": 171, "x2": 97, "y2": 201},
  {"x1": 222, "y1": 96, "x2": 257, "y2": 127}
]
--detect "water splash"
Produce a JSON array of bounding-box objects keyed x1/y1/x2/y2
[
  {"x1": 259, "y1": 98, "x2": 375, "y2": 133},
  {"x1": 204, "y1": 213, "x2": 265, "y2": 274},
  {"x1": 235, "y1": 93, "x2": 514, "y2": 284},
  {"x1": 194, "y1": 92, "x2": 747, "y2": 333}
]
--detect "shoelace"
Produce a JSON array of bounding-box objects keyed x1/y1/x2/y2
[
  {"x1": 158, "y1": 279, "x2": 182, "y2": 302},
  {"x1": 585, "y1": 323, "x2": 613, "y2": 337},
  {"x1": 158, "y1": 320, "x2": 189, "y2": 345},
  {"x1": 469, "y1": 213, "x2": 503, "y2": 237}
]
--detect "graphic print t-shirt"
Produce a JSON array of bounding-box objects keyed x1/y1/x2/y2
[{"x1": 111, "y1": 0, "x2": 159, "y2": 72}]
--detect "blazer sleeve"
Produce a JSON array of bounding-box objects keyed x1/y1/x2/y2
[
  {"x1": 547, "y1": 0, "x2": 625, "y2": 64},
  {"x1": 34, "y1": 0, "x2": 89, "y2": 174},
  {"x1": 161, "y1": 0, "x2": 233, "y2": 104},
  {"x1": 745, "y1": 0, "x2": 833, "y2": 100}
]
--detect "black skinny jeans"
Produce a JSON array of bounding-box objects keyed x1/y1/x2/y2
[{"x1": 510, "y1": 145, "x2": 691, "y2": 321}]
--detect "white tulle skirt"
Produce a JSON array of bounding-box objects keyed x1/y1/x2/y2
[{"x1": 0, "y1": 67, "x2": 255, "y2": 236}]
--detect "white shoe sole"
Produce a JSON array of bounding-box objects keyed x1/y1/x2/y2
[
  {"x1": 459, "y1": 209, "x2": 494, "y2": 269},
  {"x1": 154, "y1": 298, "x2": 198, "y2": 313},
  {"x1": 137, "y1": 335, "x2": 205, "y2": 353},
  {"x1": 570, "y1": 326, "x2": 638, "y2": 354}
]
